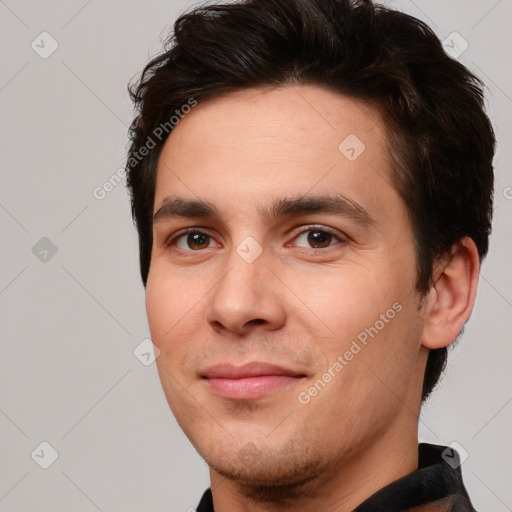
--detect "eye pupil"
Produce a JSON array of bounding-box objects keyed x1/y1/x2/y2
[
  {"x1": 187, "y1": 232, "x2": 209, "y2": 250},
  {"x1": 307, "y1": 230, "x2": 332, "y2": 248}
]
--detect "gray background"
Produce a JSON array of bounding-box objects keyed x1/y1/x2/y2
[{"x1": 0, "y1": 0, "x2": 510, "y2": 510}]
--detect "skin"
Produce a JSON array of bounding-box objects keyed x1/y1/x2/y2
[{"x1": 145, "y1": 85, "x2": 480, "y2": 511}]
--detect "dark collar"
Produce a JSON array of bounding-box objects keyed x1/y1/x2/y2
[
  {"x1": 196, "y1": 443, "x2": 476, "y2": 512},
  {"x1": 354, "y1": 443, "x2": 476, "y2": 511}
]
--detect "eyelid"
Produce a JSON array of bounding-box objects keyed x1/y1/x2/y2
[
  {"x1": 287, "y1": 224, "x2": 347, "y2": 247},
  {"x1": 164, "y1": 227, "x2": 219, "y2": 248},
  {"x1": 163, "y1": 224, "x2": 347, "y2": 250}
]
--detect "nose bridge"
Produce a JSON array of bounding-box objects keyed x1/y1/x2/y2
[
  {"x1": 206, "y1": 241, "x2": 285, "y2": 334},
  {"x1": 214, "y1": 243, "x2": 268, "y2": 307}
]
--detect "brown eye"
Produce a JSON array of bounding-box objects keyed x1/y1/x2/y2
[
  {"x1": 173, "y1": 231, "x2": 214, "y2": 251},
  {"x1": 186, "y1": 232, "x2": 211, "y2": 250},
  {"x1": 307, "y1": 230, "x2": 332, "y2": 248},
  {"x1": 292, "y1": 228, "x2": 343, "y2": 250}
]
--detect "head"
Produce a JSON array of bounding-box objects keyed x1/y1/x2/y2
[{"x1": 126, "y1": 0, "x2": 494, "y2": 500}]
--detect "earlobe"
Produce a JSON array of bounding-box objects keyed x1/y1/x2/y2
[{"x1": 421, "y1": 237, "x2": 480, "y2": 350}]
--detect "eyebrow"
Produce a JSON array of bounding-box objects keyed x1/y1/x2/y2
[{"x1": 153, "y1": 194, "x2": 374, "y2": 226}]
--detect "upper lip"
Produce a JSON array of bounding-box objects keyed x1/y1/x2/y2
[{"x1": 202, "y1": 362, "x2": 305, "y2": 379}]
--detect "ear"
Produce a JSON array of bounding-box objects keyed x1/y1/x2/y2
[{"x1": 421, "y1": 237, "x2": 480, "y2": 350}]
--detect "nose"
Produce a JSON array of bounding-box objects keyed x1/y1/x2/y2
[{"x1": 205, "y1": 249, "x2": 286, "y2": 336}]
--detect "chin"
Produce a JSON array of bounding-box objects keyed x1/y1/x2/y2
[
  {"x1": 198, "y1": 434, "x2": 329, "y2": 498},
  {"x1": 209, "y1": 450, "x2": 325, "y2": 503}
]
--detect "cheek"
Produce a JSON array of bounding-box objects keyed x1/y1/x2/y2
[
  {"x1": 146, "y1": 271, "x2": 203, "y2": 414},
  {"x1": 145, "y1": 268, "x2": 198, "y2": 355},
  {"x1": 295, "y1": 258, "x2": 420, "y2": 400},
  {"x1": 145, "y1": 279, "x2": 172, "y2": 343},
  {"x1": 295, "y1": 266, "x2": 402, "y2": 344}
]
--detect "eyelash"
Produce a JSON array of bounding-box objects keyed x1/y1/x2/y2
[{"x1": 165, "y1": 225, "x2": 345, "y2": 252}]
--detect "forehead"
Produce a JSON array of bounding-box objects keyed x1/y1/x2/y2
[{"x1": 154, "y1": 85, "x2": 396, "y2": 220}]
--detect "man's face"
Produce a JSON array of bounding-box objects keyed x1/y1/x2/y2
[{"x1": 146, "y1": 85, "x2": 429, "y2": 488}]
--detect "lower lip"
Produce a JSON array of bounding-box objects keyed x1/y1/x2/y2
[{"x1": 205, "y1": 375, "x2": 303, "y2": 400}]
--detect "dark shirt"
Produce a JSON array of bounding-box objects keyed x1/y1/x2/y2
[{"x1": 196, "y1": 443, "x2": 476, "y2": 511}]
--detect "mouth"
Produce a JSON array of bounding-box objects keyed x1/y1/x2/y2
[{"x1": 201, "y1": 362, "x2": 307, "y2": 400}]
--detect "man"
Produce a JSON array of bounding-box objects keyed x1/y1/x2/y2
[{"x1": 126, "y1": 0, "x2": 495, "y2": 510}]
